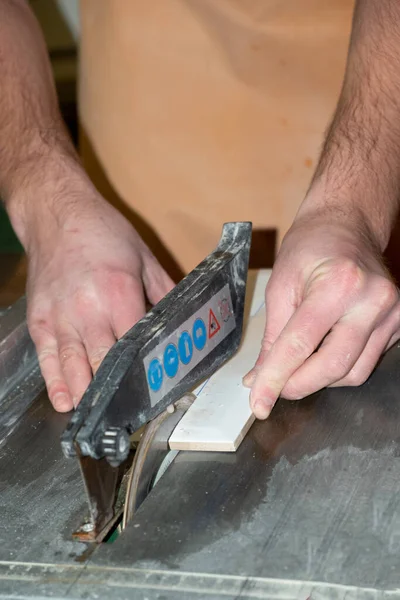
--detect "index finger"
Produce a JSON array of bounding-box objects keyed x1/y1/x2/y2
[{"x1": 250, "y1": 287, "x2": 345, "y2": 419}]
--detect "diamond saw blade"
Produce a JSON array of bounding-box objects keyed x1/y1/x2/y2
[{"x1": 122, "y1": 394, "x2": 195, "y2": 529}]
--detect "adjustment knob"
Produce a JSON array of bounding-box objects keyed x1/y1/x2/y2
[{"x1": 101, "y1": 427, "x2": 130, "y2": 466}]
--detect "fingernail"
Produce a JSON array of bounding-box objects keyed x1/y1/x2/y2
[
  {"x1": 242, "y1": 369, "x2": 257, "y2": 388},
  {"x1": 52, "y1": 392, "x2": 72, "y2": 413},
  {"x1": 252, "y1": 399, "x2": 272, "y2": 420}
]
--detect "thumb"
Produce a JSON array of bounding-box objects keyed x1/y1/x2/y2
[
  {"x1": 142, "y1": 253, "x2": 176, "y2": 306},
  {"x1": 243, "y1": 280, "x2": 296, "y2": 400}
]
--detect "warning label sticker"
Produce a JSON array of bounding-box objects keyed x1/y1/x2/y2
[
  {"x1": 143, "y1": 283, "x2": 236, "y2": 407},
  {"x1": 208, "y1": 309, "x2": 221, "y2": 339}
]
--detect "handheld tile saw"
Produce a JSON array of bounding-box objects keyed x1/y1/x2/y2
[{"x1": 61, "y1": 222, "x2": 252, "y2": 542}]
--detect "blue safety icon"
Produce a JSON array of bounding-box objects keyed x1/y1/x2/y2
[
  {"x1": 147, "y1": 358, "x2": 163, "y2": 392},
  {"x1": 163, "y1": 343, "x2": 179, "y2": 378},
  {"x1": 178, "y1": 331, "x2": 193, "y2": 365},
  {"x1": 192, "y1": 318, "x2": 207, "y2": 351}
]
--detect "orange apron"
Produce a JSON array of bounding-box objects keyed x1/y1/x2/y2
[{"x1": 79, "y1": 0, "x2": 354, "y2": 275}]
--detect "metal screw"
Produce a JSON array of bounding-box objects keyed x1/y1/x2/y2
[{"x1": 80, "y1": 522, "x2": 94, "y2": 533}]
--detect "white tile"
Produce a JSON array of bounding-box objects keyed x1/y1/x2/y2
[{"x1": 169, "y1": 270, "x2": 271, "y2": 452}]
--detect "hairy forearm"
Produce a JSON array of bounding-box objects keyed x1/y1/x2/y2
[
  {"x1": 300, "y1": 0, "x2": 400, "y2": 250},
  {"x1": 0, "y1": 0, "x2": 93, "y2": 251}
]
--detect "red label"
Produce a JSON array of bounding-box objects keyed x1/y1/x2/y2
[{"x1": 208, "y1": 309, "x2": 221, "y2": 339}]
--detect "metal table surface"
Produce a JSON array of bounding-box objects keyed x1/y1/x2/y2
[{"x1": 0, "y1": 293, "x2": 400, "y2": 599}]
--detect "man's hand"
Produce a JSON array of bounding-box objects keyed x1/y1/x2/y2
[
  {"x1": 243, "y1": 0, "x2": 400, "y2": 419},
  {"x1": 25, "y1": 191, "x2": 174, "y2": 413},
  {"x1": 244, "y1": 215, "x2": 400, "y2": 419},
  {"x1": 0, "y1": 2, "x2": 174, "y2": 412}
]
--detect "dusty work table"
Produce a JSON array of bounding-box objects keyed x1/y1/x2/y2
[{"x1": 0, "y1": 270, "x2": 399, "y2": 599}]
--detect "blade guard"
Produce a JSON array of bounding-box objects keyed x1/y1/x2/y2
[{"x1": 61, "y1": 222, "x2": 252, "y2": 466}]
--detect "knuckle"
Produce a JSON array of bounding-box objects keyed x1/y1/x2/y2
[
  {"x1": 330, "y1": 259, "x2": 365, "y2": 295},
  {"x1": 89, "y1": 346, "x2": 110, "y2": 370},
  {"x1": 327, "y1": 353, "x2": 353, "y2": 380},
  {"x1": 392, "y1": 305, "x2": 400, "y2": 325},
  {"x1": 59, "y1": 344, "x2": 85, "y2": 368},
  {"x1": 258, "y1": 331, "x2": 276, "y2": 360},
  {"x1": 28, "y1": 319, "x2": 53, "y2": 343},
  {"x1": 262, "y1": 331, "x2": 276, "y2": 349},
  {"x1": 72, "y1": 287, "x2": 98, "y2": 313},
  {"x1": 342, "y1": 368, "x2": 369, "y2": 387},
  {"x1": 281, "y1": 382, "x2": 305, "y2": 401},
  {"x1": 37, "y1": 347, "x2": 58, "y2": 369},
  {"x1": 106, "y1": 271, "x2": 136, "y2": 298},
  {"x1": 38, "y1": 347, "x2": 56, "y2": 360},
  {"x1": 373, "y1": 280, "x2": 399, "y2": 311},
  {"x1": 284, "y1": 336, "x2": 314, "y2": 363}
]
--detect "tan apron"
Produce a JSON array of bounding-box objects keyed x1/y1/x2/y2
[{"x1": 79, "y1": 0, "x2": 354, "y2": 276}]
